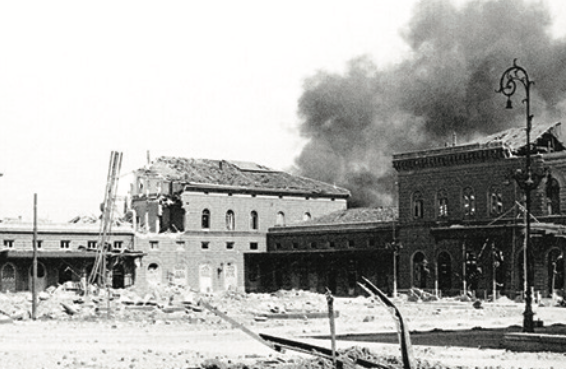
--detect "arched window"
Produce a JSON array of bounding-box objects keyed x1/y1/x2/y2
[
  {"x1": 250, "y1": 211, "x2": 258, "y2": 230},
  {"x1": 412, "y1": 191, "x2": 423, "y2": 219},
  {"x1": 276, "y1": 211, "x2": 286, "y2": 226},
  {"x1": 202, "y1": 209, "x2": 210, "y2": 229},
  {"x1": 226, "y1": 210, "x2": 235, "y2": 230},
  {"x1": 489, "y1": 186, "x2": 503, "y2": 216},
  {"x1": 303, "y1": 212, "x2": 312, "y2": 221},
  {"x1": 546, "y1": 177, "x2": 560, "y2": 215},
  {"x1": 463, "y1": 187, "x2": 476, "y2": 218},
  {"x1": 437, "y1": 189, "x2": 448, "y2": 218}
]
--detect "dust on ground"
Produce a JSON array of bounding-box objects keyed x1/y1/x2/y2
[{"x1": 0, "y1": 285, "x2": 564, "y2": 369}]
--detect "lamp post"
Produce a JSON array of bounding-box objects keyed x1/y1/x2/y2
[{"x1": 497, "y1": 59, "x2": 541, "y2": 333}]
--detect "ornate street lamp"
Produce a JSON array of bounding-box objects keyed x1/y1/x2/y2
[{"x1": 497, "y1": 59, "x2": 545, "y2": 333}]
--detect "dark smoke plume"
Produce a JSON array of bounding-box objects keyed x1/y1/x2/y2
[{"x1": 294, "y1": 0, "x2": 566, "y2": 208}]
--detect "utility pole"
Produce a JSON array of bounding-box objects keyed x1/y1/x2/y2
[{"x1": 32, "y1": 194, "x2": 38, "y2": 320}]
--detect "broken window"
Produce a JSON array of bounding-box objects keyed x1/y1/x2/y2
[
  {"x1": 489, "y1": 186, "x2": 503, "y2": 216},
  {"x1": 463, "y1": 187, "x2": 476, "y2": 218},
  {"x1": 437, "y1": 189, "x2": 448, "y2": 218},
  {"x1": 250, "y1": 211, "x2": 258, "y2": 230},
  {"x1": 226, "y1": 242, "x2": 234, "y2": 250},
  {"x1": 201, "y1": 241, "x2": 209, "y2": 250},
  {"x1": 546, "y1": 176, "x2": 560, "y2": 215},
  {"x1": 303, "y1": 212, "x2": 312, "y2": 221},
  {"x1": 412, "y1": 191, "x2": 423, "y2": 219},
  {"x1": 176, "y1": 241, "x2": 185, "y2": 251},
  {"x1": 226, "y1": 210, "x2": 235, "y2": 230},
  {"x1": 147, "y1": 263, "x2": 160, "y2": 285},
  {"x1": 202, "y1": 209, "x2": 210, "y2": 229}
]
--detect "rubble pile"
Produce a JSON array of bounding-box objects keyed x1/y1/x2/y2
[{"x1": 0, "y1": 284, "x2": 334, "y2": 325}]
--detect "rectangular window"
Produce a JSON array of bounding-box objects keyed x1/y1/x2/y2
[
  {"x1": 329, "y1": 241, "x2": 336, "y2": 248},
  {"x1": 310, "y1": 242, "x2": 317, "y2": 249},
  {"x1": 226, "y1": 242, "x2": 234, "y2": 250},
  {"x1": 292, "y1": 242, "x2": 299, "y2": 249},
  {"x1": 276, "y1": 243, "x2": 282, "y2": 250},
  {"x1": 114, "y1": 241, "x2": 123, "y2": 249},
  {"x1": 249, "y1": 242, "x2": 258, "y2": 250},
  {"x1": 201, "y1": 242, "x2": 209, "y2": 250},
  {"x1": 348, "y1": 240, "x2": 355, "y2": 248},
  {"x1": 87, "y1": 241, "x2": 97, "y2": 249},
  {"x1": 368, "y1": 239, "x2": 376, "y2": 247},
  {"x1": 3, "y1": 240, "x2": 14, "y2": 248},
  {"x1": 176, "y1": 241, "x2": 185, "y2": 251},
  {"x1": 60, "y1": 240, "x2": 70, "y2": 249},
  {"x1": 37, "y1": 240, "x2": 42, "y2": 249},
  {"x1": 149, "y1": 241, "x2": 159, "y2": 250}
]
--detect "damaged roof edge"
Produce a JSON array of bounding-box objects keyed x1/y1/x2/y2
[
  {"x1": 183, "y1": 182, "x2": 350, "y2": 198},
  {"x1": 393, "y1": 122, "x2": 562, "y2": 162}
]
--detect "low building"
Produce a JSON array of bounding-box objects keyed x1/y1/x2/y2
[
  {"x1": 0, "y1": 219, "x2": 138, "y2": 292},
  {"x1": 248, "y1": 207, "x2": 397, "y2": 296}
]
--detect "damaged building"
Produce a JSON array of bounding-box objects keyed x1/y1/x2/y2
[
  {"x1": 0, "y1": 218, "x2": 139, "y2": 292},
  {"x1": 248, "y1": 207, "x2": 398, "y2": 296},
  {"x1": 130, "y1": 157, "x2": 349, "y2": 293},
  {"x1": 393, "y1": 122, "x2": 566, "y2": 298}
]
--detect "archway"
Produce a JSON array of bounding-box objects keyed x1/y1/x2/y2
[
  {"x1": 548, "y1": 249, "x2": 564, "y2": 294},
  {"x1": 1, "y1": 263, "x2": 16, "y2": 292},
  {"x1": 199, "y1": 263, "x2": 213, "y2": 293},
  {"x1": 58, "y1": 265, "x2": 74, "y2": 285},
  {"x1": 412, "y1": 252, "x2": 429, "y2": 289},
  {"x1": 224, "y1": 262, "x2": 237, "y2": 291},
  {"x1": 437, "y1": 251, "x2": 452, "y2": 293},
  {"x1": 28, "y1": 262, "x2": 47, "y2": 291},
  {"x1": 146, "y1": 263, "x2": 161, "y2": 286},
  {"x1": 112, "y1": 263, "x2": 125, "y2": 289}
]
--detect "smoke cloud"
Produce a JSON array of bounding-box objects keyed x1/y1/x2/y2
[{"x1": 294, "y1": 0, "x2": 566, "y2": 208}]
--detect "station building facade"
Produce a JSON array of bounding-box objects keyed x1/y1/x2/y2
[{"x1": 393, "y1": 122, "x2": 566, "y2": 298}]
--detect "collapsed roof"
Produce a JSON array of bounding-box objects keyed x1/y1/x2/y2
[
  {"x1": 469, "y1": 121, "x2": 564, "y2": 155},
  {"x1": 139, "y1": 157, "x2": 350, "y2": 197}
]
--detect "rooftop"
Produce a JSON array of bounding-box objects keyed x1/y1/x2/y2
[
  {"x1": 393, "y1": 122, "x2": 563, "y2": 161},
  {"x1": 139, "y1": 157, "x2": 350, "y2": 197},
  {"x1": 297, "y1": 207, "x2": 395, "y2": 226}
]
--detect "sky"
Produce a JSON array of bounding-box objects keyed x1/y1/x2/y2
[{"x1": 0, "y1": 0, "x2": 564, "y2": 222}]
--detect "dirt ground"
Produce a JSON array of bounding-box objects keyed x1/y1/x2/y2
[{"x1": 0, "y1": 288, "x2": 565, "y2": 369}]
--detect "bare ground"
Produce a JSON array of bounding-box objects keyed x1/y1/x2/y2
[{"x1": 0, "y1": 289, "x2": 565, "y2": 369}]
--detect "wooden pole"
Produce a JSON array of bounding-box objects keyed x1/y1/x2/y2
[
  {"x1": 32, "y1": 194, "x2": 38, "y2": 320},
  {"x1": 326, "y1": 288, "x2": 337, "y2": 369}
]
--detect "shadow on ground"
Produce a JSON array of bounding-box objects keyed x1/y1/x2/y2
[{"x1": 313, "y1": 324, "x2": 566, "y2": 349}]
